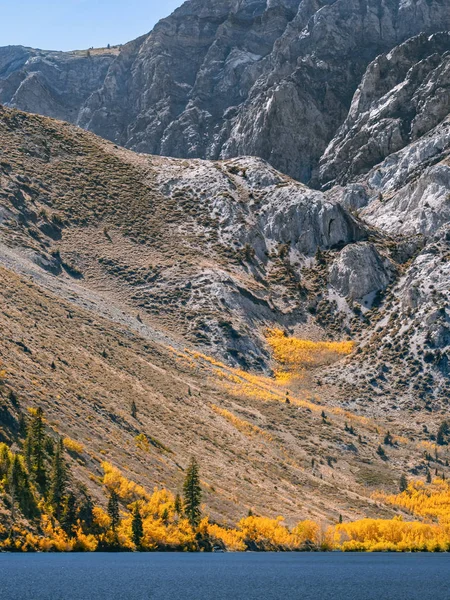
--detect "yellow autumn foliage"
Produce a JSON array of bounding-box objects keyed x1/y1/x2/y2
[
  {"x1": 207, "y1": 521, "x2": 246, "y2": 551},
  {"x1": 63, "y1": 437, "x2": 84, "y2": 455},
  {"x1": 335, "y1": 517, "x2": 450, "y2": 552},
  {"x1": 266, "y1": 328, "x2": 354, "y2": 373},
  {"x1": 238, "y1": 515, "x2": 298, "y2": 550},
  {"x1": 2, "y1": 517, "x2": 99, "y2": 553},
  {"x1": 101, "y1": 461, "x2": 151, "y2": 502},
  {"x1": 373, "y1": 478, "x2": 450, "y2": 521},
  {"x1": 211, "y1": 405, "x2": 272, "y2": 441}
]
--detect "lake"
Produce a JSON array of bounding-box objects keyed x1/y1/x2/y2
[{"x1": 1, "y1": 552, "x2": 450, "y2": 600}]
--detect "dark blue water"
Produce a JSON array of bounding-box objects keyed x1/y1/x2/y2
[{"x1": 1, "y1": 552, "x2": 450, "y2": 600}]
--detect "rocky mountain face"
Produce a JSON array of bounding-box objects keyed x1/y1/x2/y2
[
  {"x1": 1, "y1": 104, "x2": 449, "y2": 523},
  {"x1": 0, "y1": 46, "x2": 117, "y2": 124},
  {"x1": 1, "y1": 0, "x2": 449, "y2": 184},
  {"x1": 318, "y1": 32, "x2": 450, "y2": 188}
]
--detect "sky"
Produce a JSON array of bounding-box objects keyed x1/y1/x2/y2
[{"x1": 0, "y1": 0, "x2": 185, "y2": 51}]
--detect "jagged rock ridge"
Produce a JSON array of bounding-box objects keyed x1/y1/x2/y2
[{"x1": 1, "y1": 0, "x2": 450, "y2": 183}]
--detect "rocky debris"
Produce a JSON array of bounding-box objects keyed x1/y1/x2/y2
[
  {"x1": 328, "y1": 114, "x2": 450, "y2": 237},
  {"x1": 328, "y1": 225, "x2": 450, "y2": 407}
]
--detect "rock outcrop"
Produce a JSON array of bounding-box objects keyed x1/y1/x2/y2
[
  {"x1": 329, "y1": 243, "x2": 395, "y2": 301},
  {"x1": 318, "y1": 32, "x2": 450, "y2": 187},
  {"x1": 0, "y1": 46, "x2": 117, "y2": 123}
]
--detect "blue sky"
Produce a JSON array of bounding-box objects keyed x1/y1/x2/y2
[{"x1": 0, "y1": 0, "x2": 184, "y2": 51}]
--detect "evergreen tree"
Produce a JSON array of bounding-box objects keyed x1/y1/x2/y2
[
  {"x1": 384, "y1": 431, "x2": 393, "y2": 446},
  {"x1": 174, "y1": 493, "x2": 182, "y2": 516},
  {"x1": 8, "y1": 454, "x2": 22, "y2": 521},
  {"x1": 77, "y1": 488, "x2": 94, "y2": 532},
  {"x1": 8, "y1": 454, "x2": 36, "y2": 519},
  {"x1": 161, "y1": 507, "x2": 169, "y2": 526},
  {"x1": 131, "y1": 503, "x2": 143, "y2": 548},
  {"x1": 399, "y1": 474, "x2": 408, "y2": 492},
  {"x1": 107, "y1": 489, "x2": 120, "y2": 532},
  {"x1": 339, "y1": 514, "x2": 343, "y2": 524},
  {"x1": 49, "y1": 438, "x2": 66, "y2": 520},
  {"x1": 18, "y1": 413, "x2": 27, "y2": 437},
  {"x1": 437, "y1": 421, "x2": 449, "y2": 446},
  {"x1": 0, "y1": 445, "x2": 10, "y2": 479},
  {"x1": 426, "y1": 469, "x2": 432, "y2": 484},
  {"x1": 183, "y1": 457, "x2": 202, "y2": 528},
  {"x1": 131, "y1": 400, "x2": 137, "y2": 419},
  {"x1": 26, "y1": 407, "x2": 47, "y2": 491},
  {"x1": 61, "y1": 493, "x2": 78, "y2": 537},
  {"x1": 376, "y1": 445, "x2": 386, "y2": 459}
]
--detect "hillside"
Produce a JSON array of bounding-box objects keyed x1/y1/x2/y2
[{"x1": 0, "y1": 105, "x2": 449, "y2": 536}]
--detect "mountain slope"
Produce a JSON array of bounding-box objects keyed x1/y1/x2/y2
[{"x1": 1, "y1": 106, "x2": 450, "y2": 526}]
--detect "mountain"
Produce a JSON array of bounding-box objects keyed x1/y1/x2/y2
[
  {"x1": 0, "y1": 46, "x2": 117, "y2": 124},
  {"x1": 0, "y1": 101, "x2": 448, "y2": 525},
  {"x1": 0, "y1": 0, "x2": 449, "y2": 528},
  {"x1": 1, "y1": 0, "x2": 449, "y2": 183}
]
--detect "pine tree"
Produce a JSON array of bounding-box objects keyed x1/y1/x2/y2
[
  {"x1": 8, "y1": 454, "x2": 36, "y2": 519},
  {"x1": 437, "y1": 421, "x2": 449, "y2": 446},
  {"x1": 107, "y1": 489, "x2": 120, "y2": 532},
  {"x1": 376, "y1": 445, "x2": 386, "y2": 459},
  {"x1": 174, "y1": 493, "x2": 182, "y2": 516},
  {"x1": 49, "y1": 438, "x2": 66, "y2": 520},
  {"x1": 77, "y1": 488, "x2": 94, "y2": 532},
  {"x1": 0, "y1": 444, "x2": 10, "y2": 479},
  {"x1": 26, "y1": 407, "x2": 47, "y2": 491},
  {"x1": 161, "y1": 507, "x2": 169, "y2": 526},
  {"x1": 131, "y1": 503, "x2": 143, "y2": 548},
  {"x1": 183, "y1": 457, "x2": 202, "y2": 528},
  {"x1": 8, "y1": 454, "x2": 22, "y2": 521},
  {"x1": 131, "y1": 400, "x2": 137, "y2": 419},
  {"x1": 399, "y1": 474, "x2": 408, "y2": 492},
  {"x1": 61, "y1": 493, "x2": 78, "y2": 537},
  {"x1": 426, "y1": 469, "x2": 432, "y2": 483},
  {"x1": 339, "y1": 514, "x2": 343, "y2": 524}
]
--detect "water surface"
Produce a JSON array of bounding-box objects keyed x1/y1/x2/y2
[{"x1": 1, "y1": 552, "x2": 450, "y2": 600}]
